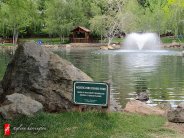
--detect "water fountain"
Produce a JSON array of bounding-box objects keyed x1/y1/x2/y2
[
  {"x1": 113, "y1": 32, "x2": 180, "y2": 55},
  {"x1": 123, "y1": 32, "x2": 161, "y2": 50}
]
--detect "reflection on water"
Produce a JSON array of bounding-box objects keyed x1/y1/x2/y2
[
  {"x1": 56, "y1": 49, "x2": 184, "y2": 107},
  {"x1": 124, "y1": 53, "x2": 160, "y2": 73}
]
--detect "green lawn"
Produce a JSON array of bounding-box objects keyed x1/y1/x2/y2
[
  {"x1": 111, "y1": 38, "x2": 124, "y2": 43},
  {"x1": 0, "y1": 43, "x2": 16, "y2": 47},
  {"x1": 0, "y1": 112, "x2": 179, "y2": 138},
  {"x1": 20, "y1": 38, "x2": 69, "y2": 45},
  {"x1": 161, "y1": 37, "x2": 184, "y2": 43}
]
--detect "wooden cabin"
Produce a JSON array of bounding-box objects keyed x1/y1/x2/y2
[{"x1": 70, "y1": 26, "x2": 91, "y2": 43}]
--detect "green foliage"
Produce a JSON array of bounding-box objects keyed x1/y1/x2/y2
[
  {"x1": 161, "y1": 37, "x2": 184, "y2": 43},
  {"x1": 0, "y1": 0, "x2": 39, "y2": 43},
  {"x1": 0, "y1": 0, "x2": 184, "y2": 41},
  {"x1": 44, "y1": 0, "x2": 95, "y2": 39},
  {"x1": 90, "y1": 0, "x2": 125, "y2": 45},
  {"x1": 125, "y1": 0, "x2": 184, "y2": 35}
]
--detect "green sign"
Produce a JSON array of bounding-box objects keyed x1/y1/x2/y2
[{"x1": 73, "y1": 81, "x2": 109, "y2": 106}]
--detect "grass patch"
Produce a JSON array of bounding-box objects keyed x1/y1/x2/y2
[
  {"x1": 100, "y1": 38, "x2": 124, "y2": 44},
  {"x1": 0, "y1": 112, "x2": 176, "y2": 138},
  {"x1": 111, "y1": 38, "x2": 124, "y2": 43},
  {"x1": 161, "y1": 37, "x2": 184, "y2": 43},
  {"x1": 20, "y1": 38, "x2": 69, "y2": 45},
  {"x1": 0, "y1": 43, "x2": 16, "y2": 47}
]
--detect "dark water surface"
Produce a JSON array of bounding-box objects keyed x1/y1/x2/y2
[{"x1": 1, "y1": 48, "x2": 184, "y2": 107}]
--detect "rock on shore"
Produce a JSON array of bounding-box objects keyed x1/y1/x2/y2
[
  {"x1": 124, "y1": 100, "x2": 166, "y2": 116},
  {"x1": 167, "y1": 102, "x2": 184, "y2": 123},
  {"x1": 0, "y1": 41, "x2": 93, "y2": 115},
  {"x1": 0, "y1": 93, "x2": 43, "y2": 119}
]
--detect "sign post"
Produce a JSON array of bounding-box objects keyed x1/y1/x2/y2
[{"x1": 73, "y1": 81, "x2": 110, "y2": 107}]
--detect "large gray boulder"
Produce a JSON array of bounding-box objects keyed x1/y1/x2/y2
[
  {"x1": 0, "y1": 42, "x2": 93, "y2": 112},
  {"x1": 0, "y1": 93, "x2": 43, "y2": 119}
]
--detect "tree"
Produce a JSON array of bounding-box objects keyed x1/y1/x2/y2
[
  {"x1": 90, "y1": 15, "x2": 106, "y2": 42},
  {"x1": 0, "y1": 2, "x2": 11, "y2": 38},
  {"x1": 26, "y1": 0, "x2": 47, "y2": 37},
  {"x1": 44, "y1": 0, "x2": 89, "y2": 42},
  {"x1": 122, "y1": 0, "x2": 169, "y2": 35},
  {"x1": 0, "y1": 0, "x2": 183, "y2": 41},
  {"x1": 90, "y1": 0, "x2": 125, "y2": 46},
  {"x1": 121, "y1": 0, "x2": 143, "y2": 33},
  {"x1": 164, "y1": 0, "x2": 184, "y2": 36},
  {"x1": 0, "y1": 0, "x2": 38, "y2": 44}
]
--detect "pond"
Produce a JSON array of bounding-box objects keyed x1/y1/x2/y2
[
  {"x1": 56, "y1": 48, "x2": 184, "y2": 107},
  {"x1": 1, "y1": 48, "x2": 184, "y2": 108}
]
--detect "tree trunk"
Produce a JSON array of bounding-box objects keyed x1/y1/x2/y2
[
  {"x1": 101, "y1": 34, "x2": 103, "y2": 44},
  {"x1": 15, "y1": 32, "x2": 19, "y2": 44},
  {"x1": 13, "y1": 27, "x2": 19, "y2": 45},
  {"x1": 108, "y1": 37, "x2": 113, "y2": 46},
  {"x1": 13, "y1": 28, "x2": 16, "y2": 44},
  {"x1": 62, "y1": 36, "x2": 65, "y2": 43},
  {"x1": 59, "y1": 35, "x2": 65, "y2": 43}
]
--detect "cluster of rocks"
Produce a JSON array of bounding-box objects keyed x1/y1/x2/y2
[
  {"x1": 124, "y1": 91, "x2": 165, "y2": 116},
  {"x1": 0, "y1": 41, "x2": 95, "y2": 119},
  {"x1": 162, "y1": 42, "x2": 184, "y2": 49},
  {"x1": 124, "y1": 100, "x2": 166, "y2": 116},
  {"x1": 124, "y1": 91, "x2": 184, "y2": 123}
]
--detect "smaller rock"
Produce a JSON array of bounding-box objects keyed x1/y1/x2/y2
[
  {"x1": 0, "y1": 93, "x2": 43, "y2": 119},
  {"x1": 66, "y1": 44, "x2": 71, "y2": 48},
  {"x1": 167, "y1": 108, "x2": 184, "y2": 123},
  {"x1": 113, "y1": 44, "x2": 121, "y2": 49},
  {"x1": 108, "y1": 45, "x2": 114, "y2": 50},
  {"x1": 178, "y1": 102, "x2": 184, "y2": 109},
  {"x1": 100, "y1": 46, "x2": 108, "y2": 50},
  {"x1": 124, "y1": 100, "x2": 165, "y2": 116},
  {"x1": 136, "y1": 92, "x2": 149, "y2": 101}
]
